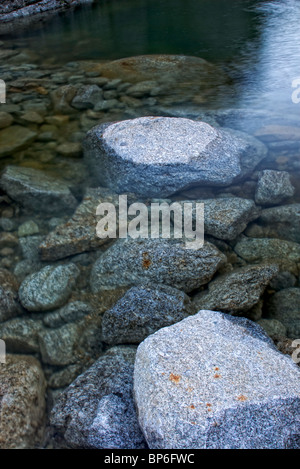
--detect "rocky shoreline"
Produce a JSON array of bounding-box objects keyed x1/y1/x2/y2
[{"x1": 0, "y1": 46, "x2": 300, "y2": 449}]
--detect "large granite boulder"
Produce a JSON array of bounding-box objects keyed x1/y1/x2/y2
[
  {"x1": 134, "y1": 310, "x2": 300, "y2": 449},
  {"x1": 83, "y1": 116, "x2": 267, "y2": 197}
]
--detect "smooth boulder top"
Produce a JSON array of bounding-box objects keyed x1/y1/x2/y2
[{"x1": 84, "y1": 116, "x2": 267, "y2": 197}]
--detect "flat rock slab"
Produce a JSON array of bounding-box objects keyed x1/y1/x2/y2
[
  {"x1": 83, "y1": 117, "x2": 267, "y2": 197},
  {"x1": 50, "y1": 346, "x2": 147, "y2": 449},
  {"x1": 90, "y1": 238, "x2": 226, "y2": 293},
  {"x1": 0, "y1": 125, "x2": 37, "y2": 158},
  {"x1": 0, "y1": 166, "x2": 78, "y2": 215},
  {"x1": 193, "y1": 264, "x2": 279, "y2": 313},
  {"x1": 0, "y1": 354, "x2": 46, "y2": 449},
  {"x1": 134, "y1": 310, "x2": 300, "y2": 449}
]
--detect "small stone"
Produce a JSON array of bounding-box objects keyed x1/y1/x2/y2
[
  {"x1": 0, "y1": 355, "x2": 46, "y2": 449},
  {"x1": 56, "y1": 142, "x2": 82, "y2": 158},
  {"x1": 71, "y1": 85, "x2": 103, "y2": 110},
  {"x1": 0, "y1": 318, "x2": 44, "y2": 353},
  {"x1": 43, "y1": 301, "x2": 92, "y2": 328},
  {"x1": 0, "y1": 125, "x2": 37, "y2": 158},
  {"x1": 93, "y1": 99, "x2": 119, "y2": 111},
  {"x1": 0, "y1": 111, "x2": 13, "y2": 129},
  {"x1": 18, "y1": 264, "x2": 80, "y2": 312},
  {"x1": 0, "y1": 217, "x2": 15, "y2": 231},
  {"x1": 0, "y1": 268, "x2": 23, "y2": 323},
  {"x1": 257, "y1": 319, "x2": 287, "y2": 338},
  {"x1": 18, "y1": 220, "x2": 39, "y2": 237},
  {"x1": 0, "y1": 232, "x2": 18, "y2": 248},
  {"x1": 19, "y1": 111, "x2": 44, "y2": 124},
  {"x1": 234, "y1": 238, "x2": 300, "y2": 265},
  {"x1": 39, "y1": 322, "x2": 80, "y2": 366},
  {"x1": 255, "y1": 170, "x2": 295, "y2": 206},
  {"x1": 266, "y1": 288, "x2": 300, "y2": 339}
]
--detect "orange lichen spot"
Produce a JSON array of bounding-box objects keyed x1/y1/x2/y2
[
  {"x1": 237, "y1": 395, "x2": 248, "y2": 402},
  {"x1": 186, "y1": 386, "x2": 193, "y2": 392},
  {"x1": 142, "y1": 252, "x2": 151, "y2": 269},
  {"x1": 207, "y1": 408, "x2": 212, "y2": 412},
  {"x1": 206, "y1": 403, "x2": 212, "y2": 407},
  {"x1": 161, "y1": 372, "x2": 165, "y2": 376},
  {"x1": 214, "y1": 367, "x2": 219, "y2": 371},
  {"x1": 214, "y1": 373, "x2": 221, "y2": 379},
  {"x1": 191, "y1": 421, "x2": 196, "y2": 425},
  {"x1": 189, "y1": 404, "x2": 195, "y2": 410},
  {"x1": 169, "y1": 373, "x2": 181, "y2": 384}
]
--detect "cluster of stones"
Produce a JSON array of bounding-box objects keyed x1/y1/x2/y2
[{"x1": 0, "y1": 50, "x2": 300, "y2": 449}]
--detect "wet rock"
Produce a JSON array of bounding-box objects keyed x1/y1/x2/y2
[
  {"x1": 0, "y1": 111, "x2": 13, "y2": 129},
  {"x1": 255, "y1": 170, "x2": 295, "y2": 205},
  {"x1": 71, "y1": 85, "x2": 103, "y2": 110},
  {"x1": 0, "y1": 166, "x2": 78, "y2": 215},
  {"x1": 83, "y1": 117, "x2": 267, "y2": 197},
  {"x1": 18, "y1": 263, "x2": 80, "y2": 312},
  {"x1": 254, "y1": 125, "x2": 300, "y2": 143},
  {"x1": 19, "y1": 235, "x2": 45, "y2": 261},
  {"x1": 102, "y1": 284, "x2": 196, "y2": 345},
  {"x1": 18, "y1": 220, "x2": 39, "y2": 237},
  {"x1": 50, "y1": 84, "x2": 78, "y2": 114},
  {"x1": 193, "y1": 264, "x2": 278, "y2": 313},
  {"x1": 0, "y1": 217, "x2": 15, "y2": 232},
  {"x1": 0, "y1": 317, "x2": 44, "y2": 353},
  {"x1": 266, "y1": 288, "x2": 300, "y2": 339},
  {"x1": 178, "y1": 197, "x2": 260, "y2": 240},
  {"x1": 18, "y1": 110, "x2": 44, "y2": 125},
  {"x1": 56, "y1": 142, "x2": 82, "y2": 158},
  {"x1": 90, "y1": 238, "x2": 226, "y2": 293},
  {"x1": 39, "y1": 322, "x2": 80, "y2": 366},
  {"x1": 257, "y1": 319, "x2": 287, "y2": 338},
  {"x1": 0, "y1": 231, "x2": 18, "y2": 249},
  {"x1": 246, "y1": 204, "x2": 300, "y2": 244},
  {"x1": 42, "y1": 301, "x2": 92, "y2": 328},
  {"x1": 0, "y1": 268, "x2": 23, "y2": 323},
  {"x1": 234, "y1": 237, "x2": 300, "y2": 265},
  {"x1": 48, "y1": 363, "x2": 84, "y2": 389},
  {"x1": 39, "y1": 187, "x2": 120, "y2": 261},
  {"x1": 269, "y1": 271, "x2": 297, "y2": 291},
  {"x1": 50, "y1": 346, "x2": 147, "y2": 449},
  {"x1": 14, "y1": 259, "x2": 44, "y2": 283},
  {"x1": 0, "y1": 354, "x2": 46, "y2": 449},
  {"x1": 0, "y1": 125, "x2": 37, "y2": 158},
  {"x1": 134, "y1": 310, "x2": 300, "y2": 449}
]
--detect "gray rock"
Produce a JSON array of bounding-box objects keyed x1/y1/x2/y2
[
  {"x1": 43, "y1": 301, "x2": 92, "y2": 328},
  {"x1": 193, "y1": 264, "x2": 279, "y2": 313},
  {"x1": 18, "y1": 220, "x2": 39, "y2": 237},
  {"x1": 257, "y1": 319, "x2": 287, "y2": 338},
  {"x1": 50, "y1": 346, "x2": 147, "y2": 449},
  {"x1": 0, "y1": 217, "x2": 15, "y2": 232},
  {"x1": 234, "y1": 238, "x2": 300, "y2": 264},
  {"x1": 0, "y1": 317, "x2": 44, "y2": 353},
  {"x1": 134, "y1": 310, "x2": 300, "y2": 449},
  {"x1": 0, "y1": 268, "x2": 23, "y2": 323},
  {"x1": 18, "y1": 264, "x2": 80, "y2": 312},
  {"x1": 38, "y1": 187, "x2": 119, "y2": 261},
  {"x1": 0, "y1": 354, "x2": 46, "y2": 449},
  {"x1": 48, "y1": 363, "x2": 84, "y2": 389},
  {"x1": 13, "y1": 259, "x2": 44, "y2": 283},
  {"x1": 178, "y1": 197, "x2": 260, "y2": 240},
  {"x1": 0, "y1": 166, "x2": 78, "y2": 215},
  {"x1": 50, "y1": 84, "x2": 79, "y2": 114},
  {"x1": 83, "y1": 117, "x2": 267, "y2": 197},
  {"x1": 255, "y1": 170, "x2": 295, "y2": 205},
  {"x1": 246, "y1": 204, "x2": 300, "y2": 244},
  {"x1": 266, "y1": 288, "x2": 300, "y2": 339},
  {"x1": 102, "y1": 284, "x2": 196, "y2": 345},
  {"x1": 269, "y1": 271, "x2": 297, "y2": 291},
  {"x1": 39, "y1": 322, "x2": 80, "y2": 366},
  {"x1": 90, "y1": 238, "x2": 226, "y2": 293},
  {"x1": 0, "y1": 111, "x2": 13, "y2": 129},
  {"x1": 71, "y1": 85, "x2": 103, "y2": 110},
  {"x1": 0, "y1": 125, "x2": 37, "y2": 158}
]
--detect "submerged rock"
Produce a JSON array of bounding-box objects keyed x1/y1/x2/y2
[
  {"x1": 0, "y1": 125, "x2": 37, "y2": 158},
  {"x1": 102, "y1": 284, "x2": 197, "y2": 345},
  {"x1": 0, "y1": 166, "x2": 78, "y2": 215},
  {"x1": 50, "y1": 346, "x2": 147, "y2": 449},
  {"x1": 38, "y1": 187, "x2": 119, "y2": 261},
  {"x1": 266, "y1": 288, "x2": 300, "y2": 339},
  {"x1": 18, "y1": 264, "x2": 80, "y2": 312},
  {"x1": 90, "y1": 238, "x2": 226, "y2": 293},
  {"x1": 0, "y1": 317, "x2": 43, "y2": 354},
  {"x1": 0, "y1": 355, "x2": 46, "y2": 449},
  {"x1": 83, "y1": 116, "x2": 267, "y2": 197},
  {"x1": 255, "y1": 170, "x2": 295, "y2": 206},
  {"x1": 234, "y1": 237, "x2": 300, "y2": 265},
  {"x1": 193, "y1": 264, "x2": 279, "y2": 313},
  {"x1": 0, "y1": 268, "x2": 23, "y2": 323},
  {"x1": 134, "y1": 310, "x2": 300, "y2": 449}
]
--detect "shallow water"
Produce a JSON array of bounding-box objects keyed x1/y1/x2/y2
[{"x1": 0, "y1": 0, "x2": 300, "y2": 448}]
